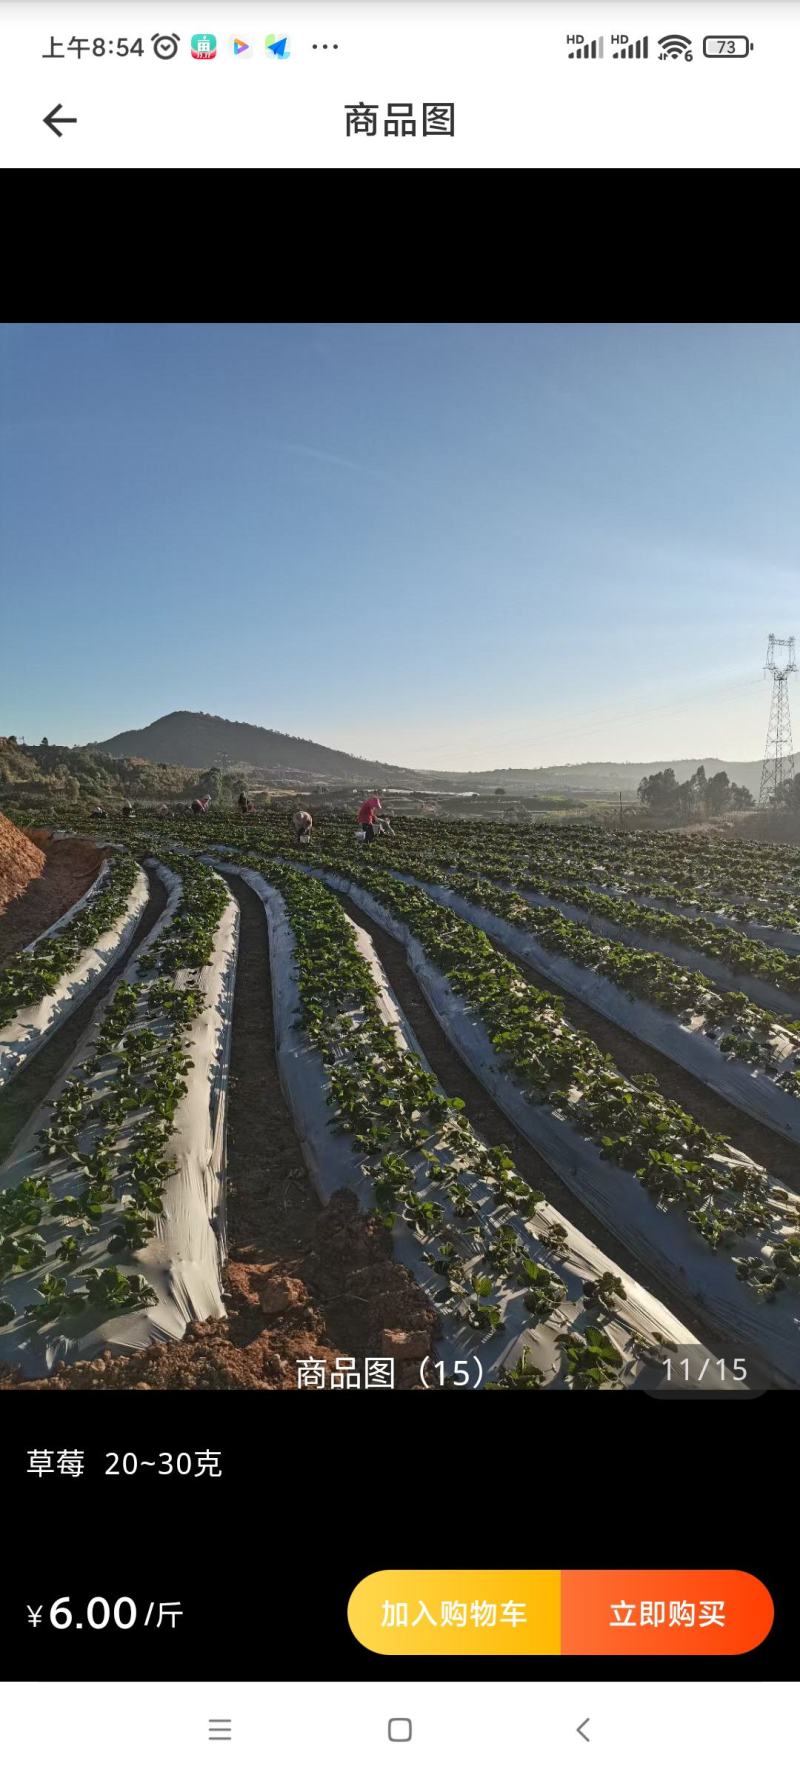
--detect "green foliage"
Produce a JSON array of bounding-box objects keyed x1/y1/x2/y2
[
  {"x1": 556, "y1": 1326, "x2": 625, "y2": 1389},
  {"x1": 583, "y1": 1271, "x2": 627, "y2": 1312},
  {"x1": 637, "y1": 765, "x2": 753, "y2": 819},
  {"x1": 24, "y1": 1266, "x2": 157, "y2": 1325},
  {"x1": 0, "y1": 735, "x2": 198, "y2": 803},
  {"x1": 521, "y1": 1258, "x2": 567, "y2": 1318},
  {"x1": 486, "y1": 1347, "x2": 546, "y2": 1390}
]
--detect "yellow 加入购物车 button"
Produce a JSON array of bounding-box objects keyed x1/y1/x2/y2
[{"x1": 347, "y1": 1570, "x2": 561, "y2": 1655}]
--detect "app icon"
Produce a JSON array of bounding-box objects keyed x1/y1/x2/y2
[
  {"x1": 191, "y1": 32, "x2": 217, "y2": 57},
  {"x1": 265, "y1": 34, "x2": 290, "y2": 57},
  {"x1": 231, "y1": 35, "x2": 252, "y2": 54}
]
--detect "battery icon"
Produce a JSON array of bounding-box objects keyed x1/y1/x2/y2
[{"x1": 702, "y1": 35, "x2": 753, "y2": 55}]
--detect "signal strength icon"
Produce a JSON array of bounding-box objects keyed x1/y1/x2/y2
[
  {"x1": 612, "y1": 35, "x2": 648, "y2": 56},
  {"x1": 658, "y1": 33, "x2": 692, "y2": 57},
  {"x1": 568, "y1": 35, "x2": 603, "y2": 56}
]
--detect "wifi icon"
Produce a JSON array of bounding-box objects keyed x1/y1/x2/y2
[{"x1": 658, "y1": 33, "x2": 693, "y2": 58}]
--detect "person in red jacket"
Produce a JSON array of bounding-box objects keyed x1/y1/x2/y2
[{"x1": 357, "y1": 794, "x2": 382, "y2": 843}]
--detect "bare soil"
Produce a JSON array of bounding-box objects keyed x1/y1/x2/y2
[
  {"x1": 0, "y1": 812, "x2": 46, "y2": 924},
  {"x1": 0, "y1": 827, "x2": 105, "y2": 964}
]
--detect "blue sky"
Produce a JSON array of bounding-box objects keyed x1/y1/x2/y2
[{"x1": 1, "y1": 322, "x2": 798, "y2": 769}]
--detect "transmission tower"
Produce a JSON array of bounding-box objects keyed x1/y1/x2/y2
[{"x1": 759, "y1": 634, "x2": 797, "y2": 805}]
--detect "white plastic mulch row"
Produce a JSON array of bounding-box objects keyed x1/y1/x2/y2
[
  {"x1": 514, "y1": 886, "x2": 800, "y2": 1020},
  {"x1": 585, "y1": 884, "x2": 800, "y2": 957},
  {"x1": 228, "y1": 864, "x2": 739, "y2": 1391},
  {"x1": 0, "y1": 859, "x2": 151, "y2": 1091},
  {"x1": 391, "y1": 875, "x2": 800, "y2": 1147},
  {"x1": 298, "y1": 865, "x2": 800, "y2": 1390},
  {"x1": 0, "y1": 862, "x2": 238, "y2": 1376}
]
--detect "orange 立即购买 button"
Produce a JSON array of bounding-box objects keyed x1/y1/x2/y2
[{"x1": 560, "y1": 1570, "x2": 774, "y2": 1654}]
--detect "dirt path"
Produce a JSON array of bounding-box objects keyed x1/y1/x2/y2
[
  {"x1": 199, "y1": 872, "x2": 437, "y2": 1386},
  {"x1": 332, "y1": 887, "x2": 775, "y2": 1360},
  {"x1": 2, "y1": 874, "x2": 437, "y2": 1390},
  {"x1": 0, "y1": 864, "x2": 168, "y2": 1166},
  {"x1": 0, "y1": 835, "x2": 105, "y2": 964}
]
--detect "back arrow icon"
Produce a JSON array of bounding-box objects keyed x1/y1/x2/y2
[
  {"x1": 44, "y1": 103, "x2": 77, "y2": 136},
  {"x1": 577, "y1": 1720, "x2": 590, "y2": 1743}
]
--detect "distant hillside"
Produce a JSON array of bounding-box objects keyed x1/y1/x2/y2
[
  {"x1": 0, "y1": 735, "x2": 197, "y2": 805},
  {"x1": 92, "y1": 714, "x2": 766, "y2": 798},
  {"x1": 459, "y1": 758, "x2": 766, "y2": 798},
  {"x1": 94, "y1": 711, "x2": 405, "y2": 783}
]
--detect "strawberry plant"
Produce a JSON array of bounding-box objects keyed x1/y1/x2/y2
[
  {"x1": 399, "y1": 1189, "x2": 444, "y2": 1234},
  {"x1": 429, "y1": 1241, "x2": 466, "y2": 1286},
  {"x1": 483, "y1": 1226, "x2": 526, "y2": 1277},
  {"x1": 583, "y1": 1271, "x2": 626, "y2": 1312},
  {"x1": 108, "y1": 1207, "x2": 157, "y2": 1253},
  {"x1": 486, "y1": 1347, "x2": 546, "y2": 1389},
  {"x1": 0, "y1": 1230, "x2": 47, "y2": 1279},
  {"x1": 521, "y1": 1258, "x2": 567, "y2": 1318},
  {"x1": 539, "y1": 1221, "x2": 570, "y2": 1256},
  {"x1": 556, "y1": 1326, "x2": 624, "y2": 1389}
]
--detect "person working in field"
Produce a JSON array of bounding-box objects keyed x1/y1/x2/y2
[
  {"x1": 292, "y1": 809, "x2": 313, "y2": 844},
  {"x1": 358, "y1": 795, "x2": 382, "y2": 842}
]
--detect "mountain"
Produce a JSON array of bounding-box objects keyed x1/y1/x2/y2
[
  {"x1": 93, "y1": 711, "x2": 406, "y2": 783},
  {"x1": 93, "y1": 713, "x2": 765, "y2": 798}
]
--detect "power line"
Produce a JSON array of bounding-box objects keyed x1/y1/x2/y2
[{"x1": 398, "y1": 674, "x2": 763, "y2": 763}]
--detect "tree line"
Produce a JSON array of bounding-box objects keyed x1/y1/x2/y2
[{"x1": 637, "y1": 765, "x2": 754, "y2": 818}]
